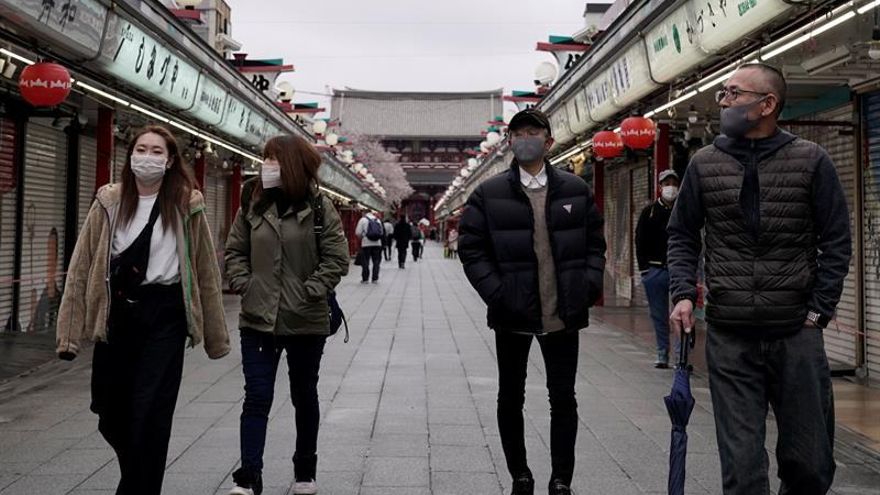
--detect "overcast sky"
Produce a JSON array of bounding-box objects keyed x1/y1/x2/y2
[{"x1": 225, "y1": 0, "x2": 603, "y2": 118}]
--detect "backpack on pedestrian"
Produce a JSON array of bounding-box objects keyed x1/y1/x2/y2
[{"x1": 365, "y1": 218, "x2": 384, "y2": 241}]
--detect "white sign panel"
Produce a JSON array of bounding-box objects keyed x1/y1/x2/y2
[
  {"x1": 550, "y1": 107, "x2": 574, "y2": 146},
  {"x1": 99, "y1": 13, "x2": 199, "y2": 110},
  {"x1": 645, "y1": 3, "x2": 706, "y2": 83},
  {"x1": 0, "y1": 0, "x2": 107, "y2": 59},
  {"x1": 187, "y1": 74, "x2": 227, "y2": 126},
  {"x1": 609, "y1": 43, "x2": 658, "y2": 108},
  {"x1": 568, "y1": 88, "x2": 595, "y2": 135},
  {"x1": 695, "y1": 0, "x2": 792, "y2": 53},
  {"x1": 218, "y1": 95, "x2": 252, "y2": 141},
  {"x1": 585, "y1": 70, "x2": 619, "y2": 122}
]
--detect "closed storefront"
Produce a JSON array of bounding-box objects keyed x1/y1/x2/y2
[
  {"x1": 0, "y1": 117, "x2": 18, "y2": 332},
  {"x1": 19, "y1": 119, "x2": 67, "y2": 334},
  {"x1": 204, "y1": 172, "x2": 228, "y2": 266},
  {"x1": 863, "y1": 93, "x2": 880, "y2": 378},
  {"x1": 605, "y1": 162, "x2": 633, "y2": 302},
  {"x1": 79, "y1": 135, "x2": 98, "y2": 230},
  {"x1": 631, "y1": 160, "x2": 650, "y2": 307},
  {"x1": 784, "y1": 104, "x2": 859, "y2": 369}
]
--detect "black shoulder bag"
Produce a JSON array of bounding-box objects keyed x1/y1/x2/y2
[{"x1": 109, "y1": 199, "x2": 162, "y2": 302}]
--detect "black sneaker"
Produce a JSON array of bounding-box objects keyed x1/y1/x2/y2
[
  {"x1": 548, "y1": 479, "x2": 572, "y2": 495},
  {"x1": 229, "y1": 467, "x2": 262, "y2": 495},
  {"x1": 511, "y1": 474, "x2": 534, "y2": 495}
]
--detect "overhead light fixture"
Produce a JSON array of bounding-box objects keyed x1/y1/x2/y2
[
  {"x1": 857, "y1": 0, "x2": 880, "y2": 15},
  {"x1": 761, "y1": 10, "x2": 857, "y2": 60},
  {"x1": 687, "y1": 105, "x2": 699, "y2": 124},
  {"x1": 0, "y1": 48, "x2": 34, "y2": 65},
  {"x1": 652, "y1": 90, "x2": 698, "y2": 115},
  {"x1": 76, "y1": 81, "x2": 131, "y2": 107}
]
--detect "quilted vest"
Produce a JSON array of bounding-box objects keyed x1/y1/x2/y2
[{"x1": 694, "y1": 139, "x2": 819, "y2": 330}]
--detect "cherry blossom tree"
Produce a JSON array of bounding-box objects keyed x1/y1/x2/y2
[{"x1": 345, "y1": 132, "x2": 413, "y2": 205}]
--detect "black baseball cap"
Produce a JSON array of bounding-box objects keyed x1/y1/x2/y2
[{"x1": 508, "y1": 108, "x2": 552, "y2": 136}]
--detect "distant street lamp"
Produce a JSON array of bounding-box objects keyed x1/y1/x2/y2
[
  {"x1": 325, "y1": 132, "x2": 339, "y2": 146},
  {"x1": 312, "y1": 119, "x2": 328, "y2": 135}
]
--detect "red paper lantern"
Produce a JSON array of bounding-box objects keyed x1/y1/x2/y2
[
  {"x1": 620, "y1": 116, "x2": 656, "y2": 149},
  {"x1": 592, "y1": 131, "x2": 623, "y2": 159},
  {"x1": 19, "y1": 62, "x2": 72, "y2": 107}
]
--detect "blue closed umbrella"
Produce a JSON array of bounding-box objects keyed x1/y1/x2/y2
[{"x1": 664, "y1": 329, "x2": 696, "y2": 495}]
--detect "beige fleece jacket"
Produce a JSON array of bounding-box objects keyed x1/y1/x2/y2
[{"x1": 56, "y1": 183, "x2": 231, "y2": 359}]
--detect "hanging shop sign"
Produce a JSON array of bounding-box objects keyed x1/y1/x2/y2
[
  {"x1": 98, "y1": 13, "x2": 200, "y2": 111},
  {"x1": 698, "y1": 0, "x2": 792, "y2": 53},
  {"x1": 620, "y1": 116, "x2": 656, "y2": 149},
  {"x1": 568, "y1": 88, "x2": 596, "y2": 135},
  {"x1": 609, "y1": 43, "x2": 658, "y2": 109},
  {"x1": 550, "y1": 108, "x2": 574, "y2": 146},
  {"x1": 19, "y1": 62, "x2": 72, "y2": 107},
  {"x1": 585, "y1": 70, "x2": 620, "y2": 122},
  {"x1": 0, "y1": 0, "x2": 108, "y2": 59},
  {"x1": 593, "y1": 131, "x2": 624, "y2": 158},
  {"x1": 645, "y1": 3, "x2": 704, "y2": 83},
  {"x1": 186, "y1": 73, "x2": 228, "y2": 126}
]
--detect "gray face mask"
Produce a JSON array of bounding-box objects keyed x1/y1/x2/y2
[
  {"x1": 511, "y1": 136, "x2": 546, "y2": 163},
  {"x1": 719, "y1": 96, "x2": 767, "y2": 139}
]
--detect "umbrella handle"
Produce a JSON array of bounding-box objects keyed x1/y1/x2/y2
[{"x1": 678, "y1": 328, "x2": 696, "y2": 368}]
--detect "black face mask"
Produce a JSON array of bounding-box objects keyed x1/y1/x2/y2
[{"x1": 719, "y1": 96, "x2": 768, "y2": 139}]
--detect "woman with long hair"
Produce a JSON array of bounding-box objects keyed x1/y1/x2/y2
[
  {"x1": 56, "y1": 125, "x2": 231, "y2": 495},
  {"x1": 225, "y1": 134, "x2": 349, "y2": 495}
]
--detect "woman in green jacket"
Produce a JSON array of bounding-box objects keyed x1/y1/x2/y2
[{"x1": 225, "y1": 134, "x2": 349, "y2": 495}]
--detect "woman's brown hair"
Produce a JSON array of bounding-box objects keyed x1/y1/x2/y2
[
  {"x1": 118, "y1": 125, "x2": 196, "y2": 231},
  {"x1": 252, "y1": 134, "x2": 322, "y2": 203}
]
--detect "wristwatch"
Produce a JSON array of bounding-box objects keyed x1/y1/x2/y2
[{"x1": 806, "y1": 310, "x2": 830, "y2": 329}]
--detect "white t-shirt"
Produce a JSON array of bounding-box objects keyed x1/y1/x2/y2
[{"x1": 111, "y1": 193, "x2": 180, "y2": 285}]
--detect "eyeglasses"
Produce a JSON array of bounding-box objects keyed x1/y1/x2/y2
[{"x1": 714, "y1": 87, "x2": 769, "y2": 104}]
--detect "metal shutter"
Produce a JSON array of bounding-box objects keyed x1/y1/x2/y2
[
  {"x1": 631, "y1": 160, "x2": 650, "y2": 306},
  {"x1": 606, "y1": 162, "x2": 633, "y2": 301},
  {"x1": 864, "y1": 94, "x2": 880, "y2": 378},
  {"x1": 19, "y1": 119, "x2": 67, "y2": 333},
  {"x1": 79, "y1": 136, "x2": 98, "y2": 230},
  {"x1": 204, "y1": 173, "x2": 228, "y2": 264},
  {"x1": 113, "y1": 139, "x2": 128, "y2": 183},
  {"x1": 784, "y1": 104, "x2": 858, "y2": 368},
  {"x1": 0, "y1": 118, "x2": 18, "y2": 331}
]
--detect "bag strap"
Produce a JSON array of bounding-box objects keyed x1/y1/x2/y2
[{"x1": 310, "y1": 194, "x2": 349, "y2": 343}]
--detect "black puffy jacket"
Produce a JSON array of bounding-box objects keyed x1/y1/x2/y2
[{"x1": 459, "y1": 162, "x2": 606, "y2": 333}]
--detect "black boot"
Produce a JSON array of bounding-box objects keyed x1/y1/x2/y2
[
  {"x1": 510, "y1": 472, "x2": 534, "y2": 495},
  {"x1": 548, "y1": 479, "x2": 572, "y2": 495}
]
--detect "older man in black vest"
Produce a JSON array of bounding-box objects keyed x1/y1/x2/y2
[
  {"x1": 459, "y1": 109, "x2": 606, "y2": 495},
  {"x1": 668, "y1": 63, "x2": 851, "y2": 495}
]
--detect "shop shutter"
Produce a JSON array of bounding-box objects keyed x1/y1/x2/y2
[
  {"x1": 113, "y1": 139, "x2": 128, "y2": 183},
  {"x1": 784, "y1": 104, "x2": 858, "y2": 368},
  {"x1": 631, "y1": 161, "x2": 650, "y2": 306},
  {"x1": 606, "y1": 163, "x2": 633, "y2": 301},
  {"x1": 0, "y1": 118, "x2": 18, "y2": 331},
  {"x1": 19, "y1": 119, "x2": 67, "y2": 334},
  {"x1": 203, "y1": 173, "x2": 228, "y2": 263},
  {"x1": 863, "y1": 93, "x2": 880, "y2": 378},
  {"x1": 79, "y1": 136, "x2": 98, "y2": 231}
]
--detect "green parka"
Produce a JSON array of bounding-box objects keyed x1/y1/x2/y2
[{"x1": 224, "y1": 182, "x2": 349, "y2": 335}]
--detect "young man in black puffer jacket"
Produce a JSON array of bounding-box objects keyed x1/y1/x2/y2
[{"x1": 459, "y1": 109, "x2": 606, "y2": 495}]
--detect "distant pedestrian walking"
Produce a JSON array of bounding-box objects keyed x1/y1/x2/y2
[
  {"x1": 56, "y1": 125, "x2": 231, "y2": 495},
  {"x1": 393, "y1": 216, "x2": 412, "y2": 268},
  {"x1": 446, "y1": 228, "x2": 459, "y2": 259},
  {"x1": 383, "y1": 218, "x2": 395, "y2": 261},
  {"x1": 356, "y1": 211, "x2": 385, "y2": 283},
  {"x1": 225, "y1": 134, "x2": 349, "y2": 495},
  {"x1": 410, "y1": 222, "x2": 424, "y2": 261},
  {"x1": 635, "y1": 169, "x2": 680, "y2": 368},
  {"x1": 668, "y1": 63, "x2": 851, "y2": 495},
  {"x1": 459, "y1": 109, "x2": 606, "y2": 495}
]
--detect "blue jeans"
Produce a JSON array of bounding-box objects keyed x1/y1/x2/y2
[
  {"x1": 706, "y1": 326, "x2": 835, "y2": 494},
  {"x1": 642, "y1": 267, "x2": 672, "y2": 358},
  {"x1": 239, "y1": 329, "x2": 326, "y2": 481}
]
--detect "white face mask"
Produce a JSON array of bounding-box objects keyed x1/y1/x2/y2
[
  {"x1": 261, "y1": 160, "x2": 282, "y2": 189},
  {"x1": 661, "y1": 185, "x2": 679, "y2": 202},
  {"x1": 130, "y1": 154, "x2": 168, "y2": 186}
]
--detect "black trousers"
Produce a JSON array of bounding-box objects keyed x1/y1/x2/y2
[
  {"x1": 92, "y1": 284, "x2": 188, "y2": 495},
  {"x1": 239, "y1": 330, "x2": 327, "y2": 481},
  {"x1": 495, "y1": 330, "x2": 579, "y2": 485},
  {"x1": 383, "y1": 238, "x2": 393, "y2": 261},
  {"x1": 397, "y1": 244, "x2": 408, "y2": 267},
  {"x1": 411, "y1": 242, "x2": 422, "y2": 261},
  {"x1": 360, "y1": 246, "x2": 382, "y2": 282},
  {"x1": 707, "y1": 326, "x2": 836, "y2": 495}
]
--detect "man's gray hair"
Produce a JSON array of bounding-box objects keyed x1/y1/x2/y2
[{"x1": 738, "y1": 62, "x2": 787, "y2": 116}]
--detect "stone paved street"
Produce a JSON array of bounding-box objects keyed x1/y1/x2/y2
[{"x1": 1, "y1": 245, "x2": 879, "y2": 494}]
